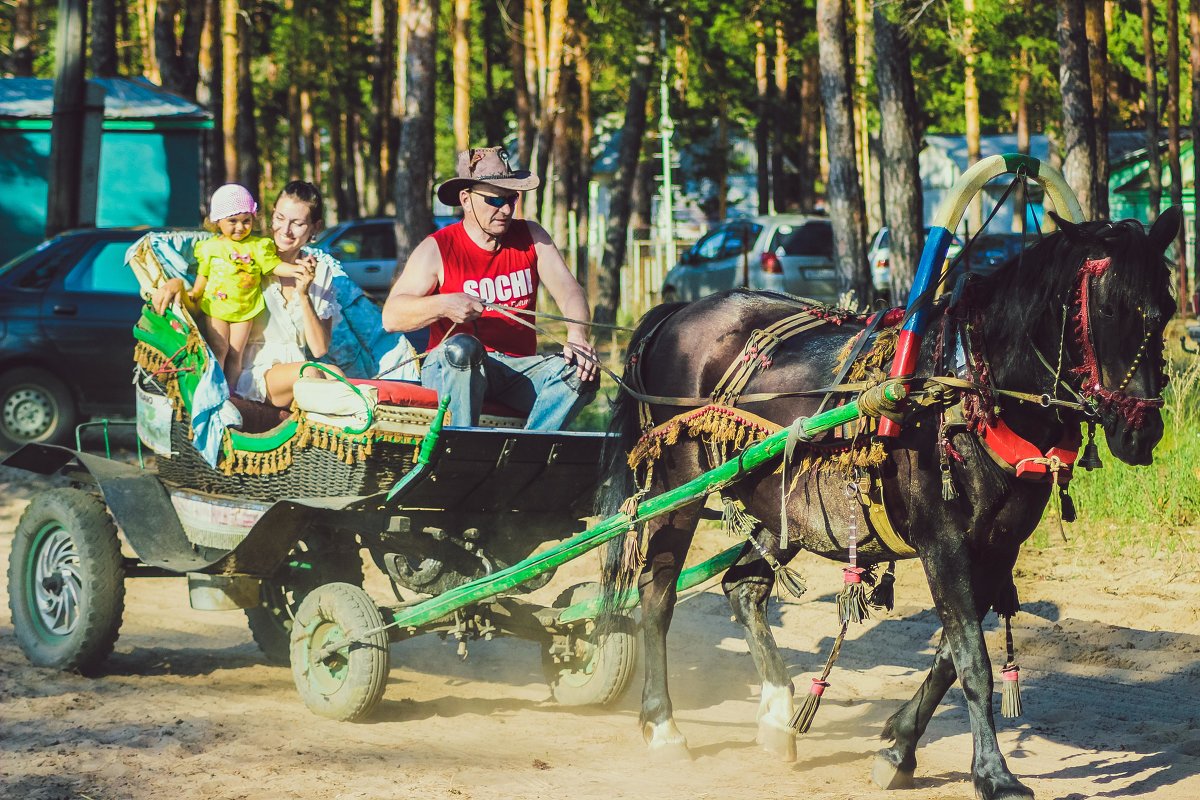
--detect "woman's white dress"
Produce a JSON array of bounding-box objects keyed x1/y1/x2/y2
[{"x1": 233, "y1": 274, "x2": 340, "y2": 403}]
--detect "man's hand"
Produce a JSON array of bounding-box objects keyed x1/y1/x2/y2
[
  {"x1": 441, "y1": 292, "x2": 485, "y2": 324},
  {"x1": 563, "y1": 334, "x2": 599, "y2": 382}
]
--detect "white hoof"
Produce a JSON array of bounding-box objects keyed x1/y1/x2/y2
[
  {"x1": 643, "y1": 720, "x2": 692, "y2": 761},
  {"x1": 755, "y1": 682, "x2": 796, "y2": 761}
]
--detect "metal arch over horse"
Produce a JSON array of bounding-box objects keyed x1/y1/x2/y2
[{"x1": 598, "y1": 206, "x2": 1180, "y2": 800}]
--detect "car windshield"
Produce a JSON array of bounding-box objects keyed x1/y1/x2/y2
[{"x1": 0, "y1": 237, "x2": 60, "y2": 280}]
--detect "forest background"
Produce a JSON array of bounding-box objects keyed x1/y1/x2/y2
[{"x1": 1, "y1": 0, "x2": 1197, "y2": 321}]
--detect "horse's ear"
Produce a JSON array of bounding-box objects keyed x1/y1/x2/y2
[
  {"x1": 1148, "y1": 206, "x2": 1182, "y2": 254},
  {"x1": 1048, "y1": 211, "x2": 1083, "y2": 241}
]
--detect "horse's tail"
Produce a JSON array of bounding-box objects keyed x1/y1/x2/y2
[{"x1": 597, "y1": 302, "x2": 685, "y2": 619}]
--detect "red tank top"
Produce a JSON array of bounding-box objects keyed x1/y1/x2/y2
[{"x1": 427, "y1": 220, "x2": 540, "y2": 357}]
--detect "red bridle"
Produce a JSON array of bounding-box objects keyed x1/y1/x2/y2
[{"x1": 1069, "y1": 257, "x2": 1163, "y2": 430}]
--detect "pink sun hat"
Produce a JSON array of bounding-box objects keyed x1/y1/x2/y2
[{"x1": 208, "y1": 183, "x2": 259, "y2": 222}]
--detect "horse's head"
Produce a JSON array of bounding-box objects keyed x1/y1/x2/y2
[{"x1": 1052, "y1": 207, "x2": 1180, "y2": 465}]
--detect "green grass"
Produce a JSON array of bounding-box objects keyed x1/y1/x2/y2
[{"x1": 1068, "y1": 356, "x2": 1200, "y2": 529}]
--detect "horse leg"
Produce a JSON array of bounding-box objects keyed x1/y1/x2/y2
[
  {"x1": 872, "y1": 633, "x2": 956, "y2": 789},
  {"x1": 637, "y1": 503, "x2": 701, "y2": 761},
  {"x1": 900, "y1": 547, "x2": 1031, "y2": 800},
  {"x1": 722, "y1": 549, "x2": 796, "y2": 762}
]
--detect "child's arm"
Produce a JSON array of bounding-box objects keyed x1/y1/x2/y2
[
  {"x1": 188, "y1": 274, "x2": 208, "y2": 302},
  {"x1": 273, "y1": 261, "x2": 304, "y2": 279}
]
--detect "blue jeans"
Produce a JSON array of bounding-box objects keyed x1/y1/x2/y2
[{"x1": 421, "y1": 347, "x2": 598, "y2": 430}]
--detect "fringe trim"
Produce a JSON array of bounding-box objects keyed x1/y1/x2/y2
[
  {"x1": 833, "y1": 324, "x2": 899, "y2": 382},
  {"x1": 627, "y1": 404, "x2": 888, "y2": 480}
]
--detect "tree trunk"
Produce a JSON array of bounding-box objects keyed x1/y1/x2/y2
[
  {"x1": 854, "y1": 0, "x2": 875, "y2": 232},
  {"x1": 716, "y1": 101, "x2": 730, "y2": 221},
  {"x1": 1057, "y1": 0, "x2": 1097, "y2": 219},
  {"x1": 816, "y1": 0, "x2": 870, "y2": 304},
  {"x1": 575, "y1": 29, "x2": 594, "y2": 292},
  {"x1": 798, "y1": 51, "x2": 820, "y2": 211},
  {"x1": 755, "y1": 18, "x2": 770, "y2": 214},
  {"x1": 452, "y1": 0, "x2": 471, "y2": 152},
  {"x1": 550, "y1": 31, "x2": 574, "y2": 249},
  {"x1": 510, "y1": 0, "x2": 535, "y2": 167},
  {"x1": 287, "y1": 83, "x2": 302, "y2": 180},
  {"x1": 481, "y1": 0, "x2": 506, "y2": 145},
  {"x1": 91, "y1": 0, "x2": 120, "y2": 77},
  {"x1": 873, "y1": 2, "x2": 923, "y2": 300},
  {"x1": 595, "y1": 14, "x2": 655, "y2": 325},
  {"x1": 772, "y1": 21, "x2": 791, "y2": 212},
  {"x1": 142, "y1": 0, "x2": 162, "y2": 84},
  {"x1": 1085, "y1": 0, "x2": 1109, "y2": 217},
  {"x1": 394, "y1": 0, "x2": 438, "y2": 269},
  {"x1": 1142, "y1": 0, "x2": 1163, "y2": 221},
  {"x1": 369, "y1": 0, "x2": 397, "y2": 214},
  {"x1": 1167, "y1": 0, "x2": 1187, "y2": 298},
  {"x1": 537, "y1": 0, "x2": 569, "y2": 219},
  {"x1": 220, "y1": 0, "x2": 238, "y2": 182},
  {"x1": 8, "y1": 0, "x2": 37, "y2": 76},
  {"x1": 523, "y1": 0, "x2": 542, "y2": 168},
  {"x1": 234, "y1": 0, "x2": 258, "y2": 195},
  {"x1": 156, "y1": 0, "x2": 206, "y2": 100},
  {"x1": 1014, "y1": 23, "x2": 1031, "y2": 232},
  {"x1": 199, "y1": 0, "x2": 222, "y2": 188},
  {"x1": 964, "y1": 0, "x2": 982, "y2": 232}
]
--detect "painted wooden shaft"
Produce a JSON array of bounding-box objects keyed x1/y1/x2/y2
[
  {"x1": 878, "y1": 153, "x2": 1083, "y2": 437},
  {"x1": 385, "y1": 395, "x2": 450, "y2": 501},
  {"x1": 556, "y1": 543, "x2": 745, "y2": 624},
  {"x1": 390, "y1": 386, "x2": 904, "y2": 630}
]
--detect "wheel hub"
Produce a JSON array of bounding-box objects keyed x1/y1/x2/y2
[
  {"x1": 31, "y1": 528, "x2": 81, "y2": 636},
  {"x1": 307, "y1": 621, "x2": 351, "y2": 695},
  {"x1": 3, "y1": 387, "x2": 55, "y2": 440}
]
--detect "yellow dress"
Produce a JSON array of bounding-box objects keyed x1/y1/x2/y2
[{"x1": 195, "y1": 235, "x2": 283, "y2": 322}]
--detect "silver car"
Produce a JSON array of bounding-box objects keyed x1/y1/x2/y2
[
  {"x1": 312, "y1": 215, "x2": 460, "y2": 292},
  {"x1": 661, "y1": 215, "x2": 837, "y2": 303}
]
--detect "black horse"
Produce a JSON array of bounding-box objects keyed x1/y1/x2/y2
[{"x1": 600, "y1": 208, "x2": 1180, "y2": 800}]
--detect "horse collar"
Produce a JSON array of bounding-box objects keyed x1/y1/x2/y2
[{"x1": 977, "y1": 417, "x2": 1081, "y2": 484}]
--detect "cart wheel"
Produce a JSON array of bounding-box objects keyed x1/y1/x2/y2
[
  {"x1": 6, "y1": 488, "x2": 125, "y2": 674},
  {"x1": 542, "y1": 582, "x2": 638, "y2": 707},
  {"x1": 245, "y1": 539, "x2": 363, "y2": 666},
  {"x1": 290, "y1": 582, "x2": 390, "y2": 722}
]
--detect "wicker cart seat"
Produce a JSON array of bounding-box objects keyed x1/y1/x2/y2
[{"x1": 291, "y1": 376, "x2": 525, "y2": 434}]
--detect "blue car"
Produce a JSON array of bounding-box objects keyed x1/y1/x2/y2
[{"x1": 0, "y1": 228, "x2": 150, "y2": 449}]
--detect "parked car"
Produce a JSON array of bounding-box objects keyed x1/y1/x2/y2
[
  {"x1": 661, "y1": 215, "x2": 837, "y2": 303},
  {"x1": 867, "y1": 227, "x2": 966, "y2": 292},
  {"x1": 312, "y1": 215, "x2": 460, "y2": 292},
  {"x1": 0, "y1": 228, "x2": 151, "y2": 449}
]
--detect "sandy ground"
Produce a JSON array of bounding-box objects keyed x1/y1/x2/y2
[{"x1": 2, "y1": 461, "x2": 1199, "y2": 800}]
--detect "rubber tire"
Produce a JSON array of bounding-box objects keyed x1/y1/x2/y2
[
  {"x1": 7, "y1": 488, "x2": 125, "y2": 675},
  {"x1": 245, "y1": 540, "x2": 364, "y2": 666},
  {"x1": 0, "y1": 367, "x2": 78, "y2": 450},
  {"x1": 542, "y1": 582, "x2": 638, "y2": 707},
  {"x1": 290, "y1": 582, "x2": 390, "y2": 722}
]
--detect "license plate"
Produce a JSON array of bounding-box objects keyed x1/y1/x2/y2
[{"x1": 802, "y1": 269, "x2": 835, "y2": 280}]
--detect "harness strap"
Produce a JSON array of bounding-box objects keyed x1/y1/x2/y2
[{"x1": 711, "y1": 311, "x2": 829, "y2": 407}]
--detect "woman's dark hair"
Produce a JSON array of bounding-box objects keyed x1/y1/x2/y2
[{"x1": 276, "y1": 180, "x2": 324, "y2": 227}]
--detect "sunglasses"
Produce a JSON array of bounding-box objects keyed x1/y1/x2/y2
[{"x1": 474, "y1": 192, "x2": 519, "y2": 209}]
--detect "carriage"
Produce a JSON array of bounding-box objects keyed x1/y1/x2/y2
[{"x1": 4, "y1": 156, "x2": 1178, "y2": 800}]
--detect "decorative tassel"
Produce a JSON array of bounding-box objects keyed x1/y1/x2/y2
[
  {"x1": 868, "y1": 562, "x2": 896, "y2": 611},
  {"x1": 1078, "y1": 422, "x2": 1103, "y2": 471},
  {"x1": 774, "y1": 565, "x2": 808, "y2": 599},
  {"x1": 619, "y1": 496, "x2": 645, "y2": 574},
  {"x1": 721, "y1": 496, "x2": 758, "y2": 538},
  {"x1": 790, "y1": 678, "x2": 829, "y2": 734},
  {"x1": 837, "y1": 567, "x2": 870, "y2": 624},
  {"x1": 1059, "y1": 488, "x2": 1076, "y2": 523},
  {"x1": 1000, "y1": 664, "x2": 1022, "y2": 718},
  {"x1": 999, "y1": 613, "x2": 1021, "y2": 718}
]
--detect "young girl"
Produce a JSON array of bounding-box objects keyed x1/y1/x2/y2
[{"x1": 189, "y1": 183, "x2": 303, "y2": 389}]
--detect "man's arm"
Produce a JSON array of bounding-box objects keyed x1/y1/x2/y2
[
  {"x1": 382, "y1": 237, "x2": 483, "y2": 332},
  {"x1": 528, "y1": 222, "x2": 598, "y2": 382}
]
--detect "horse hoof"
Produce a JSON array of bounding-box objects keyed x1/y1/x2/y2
[
  {"x1": 872, "y1": 753, "x2": 915, "y2": 790},
  {"x1": 643, "y1": 721, "x2": 692, "y2": 762},
  {"x1": 975, "y1": 782, "x2": 1035, "y2": 800},
  {"x1": 756, "y1": 724, "x2": 797, "y2": 762}
]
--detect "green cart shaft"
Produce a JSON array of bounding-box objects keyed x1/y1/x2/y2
[{"x1": 388, "y1": 385, "x2": 903, "y2": 631}]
